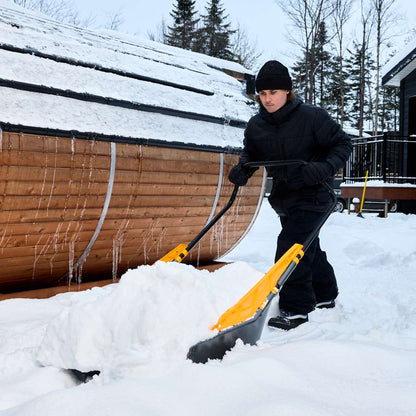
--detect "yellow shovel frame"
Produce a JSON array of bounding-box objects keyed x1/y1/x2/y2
[
  {"x1": 160, "y1": 241, "x2": 304, "y2": 332},
  {"x1": 211, "y1": 243, "x2": 304, "y2": 331}
]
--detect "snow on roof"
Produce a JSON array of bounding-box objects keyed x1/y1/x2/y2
[
  {"x1": 0, "y1": 1, "x2": 255, "y2": 149},
  {"x1": 381, "y1": 40, "x2": 416, "y2": 87}
]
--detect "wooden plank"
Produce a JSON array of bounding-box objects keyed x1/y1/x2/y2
[
  {"x1": 3, "y1": 133, "x2": 111, "y2": 154},
  {"x1": 1, "y1": 193, "x2": 256, "y2": 211},
  {"x1": 0, "y1": 152, "x2": 112, "y2": 170},
  {"x1": 0, "y1": 166, "x2": 110, "y2": 183},
  {"x1": 0, "y1": 169, "x2": 223, "y2": 188},
  {"x1": 0, "y1": 153, "x2": 225, "y2": 175},
  {"x1": 0, "y1": 205, "x2": 219, "y2": 223},
  {"x1": 117, "y1": 143, "x2": 224, "y2": 162},
  {"x1": 0, "y1": 208, "x2": 256, "y2": 236},
  {"x1": 0, "y1": 181, "x2": 225, "y2": 197},
  {"x1": 341, "y1": 185, "x2": 416, "y2": 200},
  {"x1": 2, "y1": 133, "x2": 228, "y2": 163}
]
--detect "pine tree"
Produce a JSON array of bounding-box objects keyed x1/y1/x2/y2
[
  {"x1": 198, "y1": 0, "x2": 235, "y2": 60},
  {"x1": 291, "y1": 52, "x2": 309, "y2": 101},
  {"x1": 314, "y1": 21, "x2": 333, "y2": 108},
  {"x1": 291, "y1": 22, "x2": 333, "y2": 106},
  {"x1": 325, "y1": 54, "x2": 351, "y2": 125},
  {"x1": 345, "y1": 41, "x2": 376, "y2": 134},
  {"x1": 380, "y1": 86, "x2": 399, "y2": 132},
  {"x1": 165, "y1": 0, "x2": 200, "y2": 50}
]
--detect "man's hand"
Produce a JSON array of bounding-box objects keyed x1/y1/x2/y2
[{"x1": 302, "y1": 162, "x2": 333, "y2": 186}]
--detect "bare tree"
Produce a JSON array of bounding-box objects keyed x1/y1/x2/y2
[
  {"x1": 330, "y1": 0, "x2": 353, "y2": 126},
  {"x1": 231, "y1": 23, "x2": 262, "y2": 69},
  {"x1": 372, "y1": 0, "x2": 395, "y2": 135},
  {"x1": 104, "y1": 9, "x2": 124, "y2": 31},
  {"x1": 13, "y1": 0, "x2": 77, "y2": 23},
  {"x1": 358, "y1": 0, "x2": 375, "y2": 136},
  {"x1": 147, "y1": 18, "x2": 168, "y2": 43},
  {"x1": 275, "y1": 0, "x2": 334, "y2": 103},
  {"x1": 12, "y1": 0, "x2": 94, "y2": 27}
]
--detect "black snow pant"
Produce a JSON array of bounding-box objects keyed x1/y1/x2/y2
[{"x1": 275, "y1": 209, "x2": 338, "y2": 315}]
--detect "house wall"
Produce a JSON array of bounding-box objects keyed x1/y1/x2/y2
[{"x1": 401, "y1": 69, "x2": 416, "y2": 136}]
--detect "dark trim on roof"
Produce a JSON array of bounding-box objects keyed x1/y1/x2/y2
[
  {"x1": 0, "y1": 43, "x2": 214, "y2": 96},
  {"x1": 0, "y1": 123, "x2": 242, "y2": 154},
  {"x1": 382, "y1": 46, "x2": 416, "y2": 86},
  {"x1": 0, "y1": 78, "x2": 247, "y2": 128}
]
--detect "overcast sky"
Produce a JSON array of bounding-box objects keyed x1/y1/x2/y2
[{"x1": 71, "y1": 0, "x2": 416, "y2": 70}]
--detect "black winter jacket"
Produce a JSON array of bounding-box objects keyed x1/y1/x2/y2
[{"x1": 241, "y1": 97, "x2": 352, "y2": 213}]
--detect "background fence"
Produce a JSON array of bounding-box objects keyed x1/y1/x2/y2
[{"x1": 345, "y1": 133, "x2": 416, "y2": 185}]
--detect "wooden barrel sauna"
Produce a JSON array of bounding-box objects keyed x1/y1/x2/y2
[
  {"x1": 0, "y1": 130, "x2": 265, "y2": 293},
  {"x1": 0, "y1": 3, "x2": 263, "y2": 295}
]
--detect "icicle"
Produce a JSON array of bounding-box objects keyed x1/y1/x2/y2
[
  {"x1": 156, "y1": 227, "x2": 167, "y2": 257},
  {"x1": 112, "y1": 238, "x2": 120, "y2": 281},
  {"x1": 143, "y1": 240, "x2": 148, "y2": 264},
  {"x1": 68, "y1": 240, "x2": 74, "y2": 287},
  {"x1": 196, "y1": 242, "x2": 201, "y2": 268},
  {"x1": 71, "y1": 261, "x2": 84, "y2": 286},
  {"x1": 76, "y1": 262, "x2": 83, "y2": 285}
]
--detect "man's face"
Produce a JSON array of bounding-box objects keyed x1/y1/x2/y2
[{"x1": 258, "y1": 89, "x2": 289, "y2": 113}]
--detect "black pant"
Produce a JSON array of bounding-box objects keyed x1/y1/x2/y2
[{"x1": 275, "y1": 209, "x2": 338, "y2": 315}]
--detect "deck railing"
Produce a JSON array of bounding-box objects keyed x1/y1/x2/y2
[{"x1": 344, "y1": 133, "x2": 416, "y2": 185}]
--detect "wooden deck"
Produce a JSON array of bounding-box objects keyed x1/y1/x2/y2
[{"x1": 341, "y1": 184, "x2": 416, "y2": 200}]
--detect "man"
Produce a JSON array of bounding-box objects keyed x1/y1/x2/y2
[{"x1": 229, "y1": 60, "x2": 352, "y2": 330}]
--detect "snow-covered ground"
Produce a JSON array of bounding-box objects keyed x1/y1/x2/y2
[{"x1": 1, "y1": 203, "x2": 416, "y2": 415}]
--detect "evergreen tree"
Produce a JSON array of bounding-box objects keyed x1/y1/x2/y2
[
  {"x1": 291, "y1": 51, "x2": 309, "y2": 101},
  {"x1": 292, "y1": 23, "x2": 333, "y2": 106},
  {"x1": 165, "y1": 0, "x2": 200, "y2": 50},
  {"x1": 345, "y1": 41, "x2": 376, "y2": 133},
  {"x1": 325, "y1": 54, "x2": 351, "y2": 125},
  {"x1": 197, "y1": 0, "x2": 235, "y2": 60},
  {"x1": 380, "y1": 86, "x2": 399, "y2": 132},
  {"x1": 314, "y1": 21, "x2": 333, "y2": 108}
]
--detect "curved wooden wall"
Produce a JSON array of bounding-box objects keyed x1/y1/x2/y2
[{"x1": 0, "y1": 131, "x2": 265, "y2": 293}]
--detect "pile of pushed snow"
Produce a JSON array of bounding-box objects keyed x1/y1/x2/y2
[{"x1": 37, "y1": 261, "x2": 263, "y2": 374}]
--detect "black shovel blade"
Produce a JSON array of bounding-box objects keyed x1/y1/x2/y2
[
  {"x1": 67, "y1": 369, "x2": 100, "y2": 383},
  {"x1": 187, "y1": 300, "x2": 272, "y2": 363}
]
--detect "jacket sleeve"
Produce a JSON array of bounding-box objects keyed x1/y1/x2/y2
[{"x1": 313, "y1": 108, "x2": 352, "y2": 174}]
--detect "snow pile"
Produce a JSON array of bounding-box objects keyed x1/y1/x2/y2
[{"x1": 37, "y1": 261, "x2": 263, "y2": 374}]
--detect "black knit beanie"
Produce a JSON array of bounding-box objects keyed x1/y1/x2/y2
[{"x1": 255, "y1": 60, "x2": 292, "y2": 92}]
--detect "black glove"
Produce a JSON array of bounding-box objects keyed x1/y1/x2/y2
[
  {"x1": 302, "y1": 162, "x2": 333, "y2": 186},
  {"x1": 228, "y1": 162, "x2": 251, "y2": 186}
]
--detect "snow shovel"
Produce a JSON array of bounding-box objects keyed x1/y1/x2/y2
[
  {"x1": 69, "y1": 161, "x2": 335, "y2": 380},
  {"x1": 187, "y1": 160, "x2": 337, "y2": 363}
]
